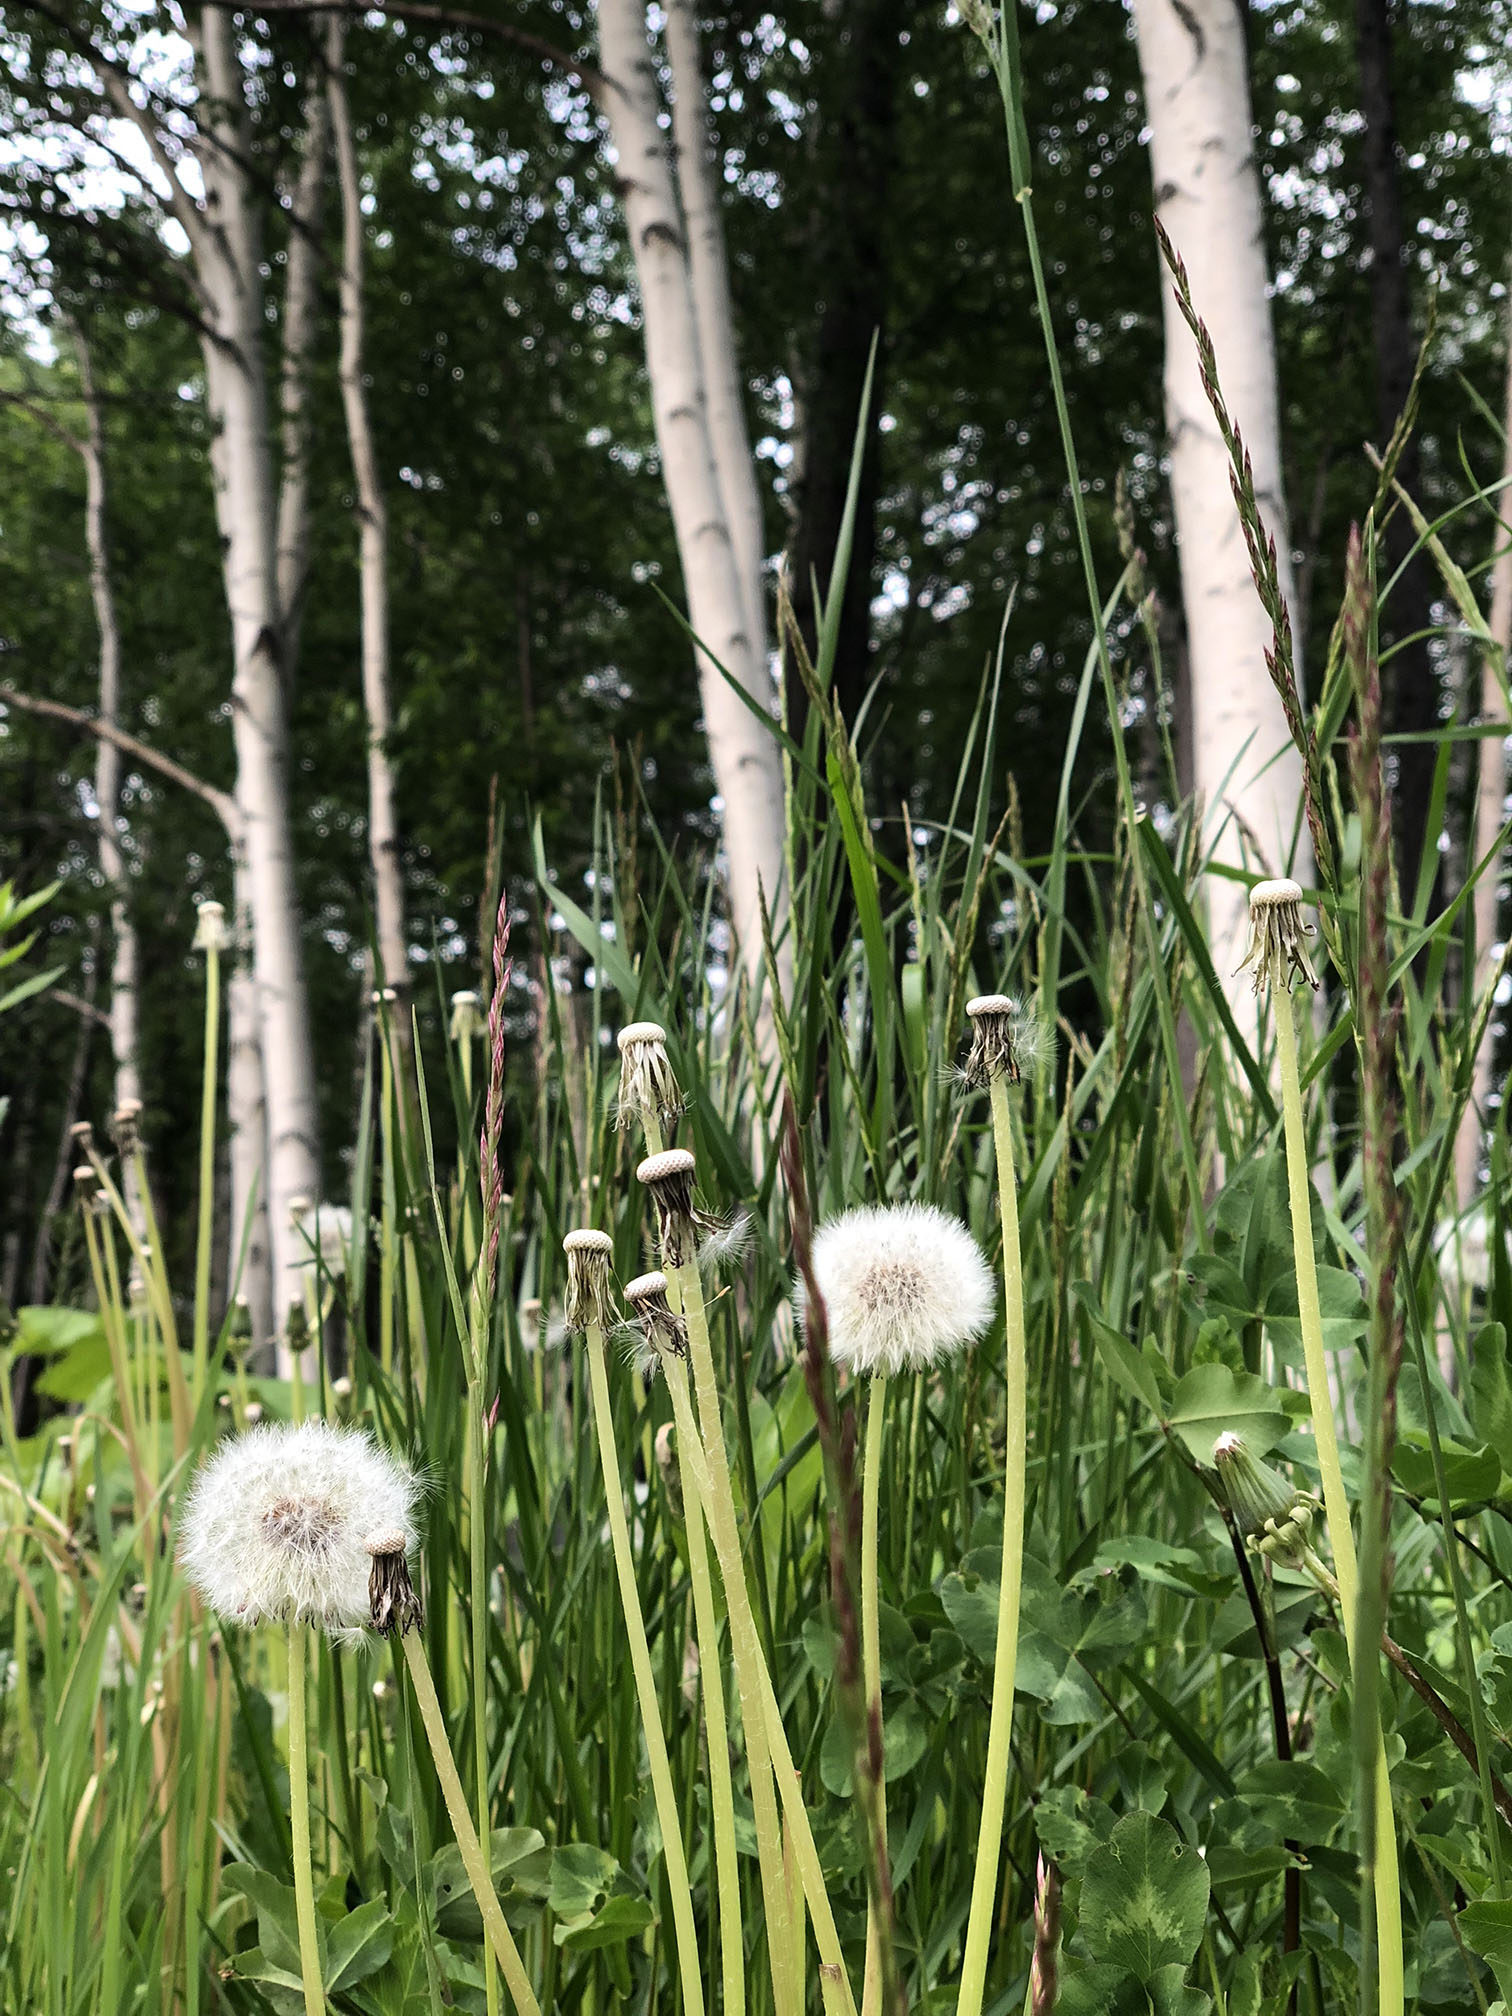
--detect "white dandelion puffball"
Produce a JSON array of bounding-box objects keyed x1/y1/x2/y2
[
  {"x1": 802, "y1": 1202, "x2": 995, "y2": 1377},
  {"x1": 180, "y1": 1420, "x2": 419, "y2": 1640}
]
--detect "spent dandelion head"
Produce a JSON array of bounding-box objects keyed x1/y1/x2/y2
[
  {"x1": 616, "y1": 1020, "x2": 684, "y2": 1134},
  {"x1": 193, "y1": 898, "x2": 228, "y2": 953},
  {"x1": 1237, "y1": 878, "x2": 1318, "y2": 996},
  {"x1": 624, "y1": 1269, "x2": 689, "y2": 1373},
  {"x1": 449, "y1": 987, "x2": 482, "y2": 1045},
  {"x1": 365, "y1": 1527, "x2": 424, "y2": 1638},
  {"x1": 563, "y1": 1228, "x2": 616, "y2": 1333},
  {"x1": 800, "y1": 1203, "x2": 995, "y2": 1378},
  {"x1": 637, "y1": 1147, "x2": 701, "y2": 1268},
  {"x1": 1211, "y1": 1431, "x2": 1319, "y2": 1569},
  {"x1": 180, "y1": 1420, "x2": 419, "y2": 1642},
  {"x1": 112, "y1": 1099, "x2": 143, "y2": 1157}
]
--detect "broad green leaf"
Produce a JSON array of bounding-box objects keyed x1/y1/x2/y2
[
  {"x1": 1460, "y1": 1897, "x2": 1512, "y2": 2001},
  {"x1": 1470, "y1": 1323, "x2": 1512, "y2": 1462},
  {"x1": 554, "y1": 1893, "x2": 655, "y2": 1953},
  {"x1": 222, "y1": 1865, "x2": 313, "y2": 1979},
  {"x1": 1080, "y1": 1812, "x2": 1210, "y2": 1982},
  {"x1": 546, "y1": 1843, "x2": 619, "y2": 1921},
  {"x1": 1166, "y1": 1362, "x2": 1289, "y2": 1462},
  {"x1": 1392, "y1": 1437, "x2": 1502, "y2": 1509},
  {"x1": 15, "y1": 1307, "x2": 103, "y2": 1355},
  {"x1": 327, "y1": 1900, "x2": 395, "y2": 1989}
]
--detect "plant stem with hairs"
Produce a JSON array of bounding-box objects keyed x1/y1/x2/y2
[
  {"x1": 860, "y1": 1373, "x2": 887, "y2": 2016},
  {"x1": 286, "y1": 1621, "x2": 327, "y2": 2016},
  {"x1": 192, "y1": 908, "x2": 224, "y2": 1400}
]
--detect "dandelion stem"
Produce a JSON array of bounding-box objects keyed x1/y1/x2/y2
[
  {"x1": 466, "y1": 1382, "x2": 499, "y2": 2016},
  {"x1": 585, "y1": 1326, "x2": 706, "y2": 2016},
  {"x1": 192, "y1": 927, "x2": 220, "y2": 1401},
  {"x1": 1275, "y1": 988, "x2": 1403, "y2": 2016},
  {"x1": 399, "y1": 1629, "x2": 542, "y2": 2016},
  {"x1": 958, "y1": 1074, "x2": 1027, "y2": 2016},
  {"x1": 286, "y1": 1621, "x2": 327, "y2": 2016},
  {"x1": 860, "y1": 1374, "x2": 887, "y2": 2016},
  {"x1": 660, "y1": 1311, "x2": 799, "y2": 2016}
]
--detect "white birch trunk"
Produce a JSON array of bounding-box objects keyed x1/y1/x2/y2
[
  {"x1": 194, "y1": 10, "x2": 321, "y2": 1347},
  {"x1": 595, "y1": 0, "x2": 786, "y2": 975},
  {"x1": 1455, "y1": 308, "x2": 1512, "y2": 1208},
  {"x1": 328, "y1": 19, "x2": 408, "y2": 1004},
  {"x1": 664, "y1": 0, "x2": 766, "y2": 662},
  {"x1": 73, "y1": 329, "x2": 142, "y2": 1147},
  {"x1": 227, "y1": 850, "x2": 275, "y2": 1350},
  {"x1": 275, "y1": 67, "x2": 332, "y2": 673},
  {"x1": 1133, "y1": 0, "x2": 1308, "y2": 1015}
]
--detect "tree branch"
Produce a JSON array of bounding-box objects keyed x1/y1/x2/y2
[{"x1": 0, "y1": 686, "x2": 240, "y2": 837}]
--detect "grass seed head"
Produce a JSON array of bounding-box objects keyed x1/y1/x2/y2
[
  {"x1": 616, "y1": 1021, "x2": 683, "y2": 1134},
  {"x1": 1237, "y1": 877, "x2": 1318, "y2": 995},
  {"x1": 180, "y1": 1420, "x2": 419, "y2": 1643},
  {"x1": 563, "y1": 1227, "x2": 615, "y2": 1332},
  {"x1": 801, "y1": 1202, "x2": 995, "y2": 1377}
]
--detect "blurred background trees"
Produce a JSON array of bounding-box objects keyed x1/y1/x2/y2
[{"x1": 2, "y1": 0, "x2": 1509, "y2": 1327}]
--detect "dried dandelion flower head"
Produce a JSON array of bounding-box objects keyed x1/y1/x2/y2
[
  {"x1": 180, "y1": 1420, "x2": 419, "y2": 1642},
  {"x1": 112, "y1": 1100, "x2": 144, "y2": 1157},
  {"x1": 616, "y1": 1021, "x2": 683, "y2": 1134},
  {"x1": 800, "y1": 1203, "x2": 995, "y2": 1377},
  {"x1": 365, "y1": 1527, "x2": 423, "y2": 1638},
  {"x1": 624, "y1": 1270, "x2": 689, "y2": 1378},
  {"x1": 1236, "y1": 878, "x2": 1318, "y2": 996},
  {"x1": 563, "y1": 1228, "x2": 615, "y2": 1333},
  {"x1": 637, "y1": 1147, "x2": 702, "y2": 1268},
  {"x1": 193, "y1": 899, "x2": 229, "y2": 953},
  {"x1": 963, "y1": 995, "x2": 1022, "y2": 1086},
  {"x1": 1211, "y1": 1431, "x2": 1318, "y2": 1568},
  {"x1": 449, "y1": 988, "x2": 483, "y2": 1044}
]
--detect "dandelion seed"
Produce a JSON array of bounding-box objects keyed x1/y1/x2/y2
[
  {"x1": 801, "y1": 1203, "x2": 995, "y2": 1377},
  {"x1": 1236, "y1": 877, "x2": 1318, "y2": 995},
  {"x1": 616, "y1": 1021, "x2": 683, "y2": 1133},
  {"x1": 179, "y1": 1420, "x2": 419, "y2": 1642}
]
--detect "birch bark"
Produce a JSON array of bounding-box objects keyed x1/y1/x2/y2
[
  {"x1": 193, "y1": 9, "x2": 321, "y2": 1342},
  {"x1": 1455, "y1": 307, "x2": 1512, "y2": 1208},
  {"x1": 328, "y1": 18, "x2": 408, "y2": 1004},
  {"x1": 595, "y1": 0, "x2": 786, "y2": 975},
  {"x1": 275, "y1": 67, "x2": 332, "y2": 674},
  {"x1": 1132, "y1": 0, "x2": 1308, "y2": 1013}
]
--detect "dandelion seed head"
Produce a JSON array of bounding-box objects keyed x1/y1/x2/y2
[
  {"x1": 1237, "y1": 878, "x2": 1318, "y2": 995},
  {"x1": 563, "y1": 1227, "x2": 616, "y2": 1332},
  {"x1": 179, "y1": 1420, "x2": 419, "y2": 1642},
  {"x1": 800, "y1": 1203, "x2": 995, "y2": 1377}
]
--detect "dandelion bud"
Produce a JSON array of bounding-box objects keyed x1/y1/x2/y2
[
  {"x1": 449, "y1": 988, "x2": 482, "y2": 1044},
  {"x1": 1211, "y1": 1431, "x2": 1319, "y2": 1568},
  {"x1": 1236, "y1": 878, "x2": 1319, "y2": 996},
  {"x1": 180, "y1": 1421, "x2": 417, "y2": 1641},
  {"x1": 193, "y1": 899, "x2": 228, "y2": 953},
  {"x1": 654, "y1": 1421, "x2": 683, "y2": 1522},
  {"x1": 616, "y1": 1021, "x2": 683, "y2": 1134},
  {"x1": 624, "y1": 1270, "x2": 689, "y2": 1372},
  {"x1": 563, "y1": 1228, "x2": 616, "y2": 1333},
  {"x1": 801, "y1": 1203, "x2": 995, "y2": 1377},
  {"x1": 112, "y1": 1101, "x2": 143, "y2": 1156},
  {"x1": 285, "y1": 1300, "x2": 311, "y2": 1355},
  {"x1": 365, "y1": 1528, "x2": 424, "y2": 1638},
  {"x1": 963, "y1": 995, "x2": 1022, "y2": 1087},
  {"x1": 229, "y1": 1295, "x2": 253, "y2": 1352}
]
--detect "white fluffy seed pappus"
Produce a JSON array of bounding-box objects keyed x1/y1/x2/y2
[
  {"x1": 179, "y1": 1420, "x2": 419, "y2": 1641},
  {"x1": 800, "y1": 1202, "x2": 995, "y2": 1376}
]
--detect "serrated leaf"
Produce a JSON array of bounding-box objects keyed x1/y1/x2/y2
[{"x1": 1080, "y1": 1812, "x2": 1210, "y2": 1981}]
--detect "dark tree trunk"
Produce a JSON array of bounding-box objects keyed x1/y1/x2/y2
[
  {"x1": 1353, "y1": 0, "x2": 1438, "y2": 898},
  {"x1": 785, "y1": 0, "x2": 906, "y2": 736}
]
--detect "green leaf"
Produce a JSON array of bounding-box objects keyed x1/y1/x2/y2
[
  {"x1": 1460, "y1": 1897, "x2": 1512, "y2": 2000},
  {"x1": 430, "y1": 1829, "x2": 551, "y2": 1938},
  {"x1": 1392, "y1": 1437, "x2": 1502, "y2": 1509},
  {"x1": 554, "y1": 1893, "x2": 655, "y2": 1953},
  {"x1": 1078, "y1": 1283, "x2": 1166, "y2": 1415},
  {"x1": 327, "y1": 1900, "x2": 395, "y2": 1989},
  {"x1": 546, "y1": 1843, "x2": 619, "y2": 1921},
  {"x1": 14, "y1": 1307, "x2": 103, "y2": 1355},
  {"x1": 1469, "y1": 1323, "x2": 1512, "y2": 1464},
  {"x1": 228, "y1": 1948, "x2": 307, "y2": 2015},
  {"x1": 1080, "y1": 1812, "x2": 1211, "y2": 1981},
  {"x1": 1165, "y1": 1362, "x2": 1289, "y2": 1462},
  {"x1": 35, "y1": 1332, "x2": 114, "y2": 1403},
  {"x1": 222, "y1": 1865, "x2": 313, "y2": 1979}
]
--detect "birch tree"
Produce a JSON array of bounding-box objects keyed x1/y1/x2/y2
[
  {"x1": 1132, "y1": 0, "x2": 1308, "y2": 1012},
  {"x1": 327, "y1": 17, "x2": 408, "y2": 1005},
  {"x1": 595, "y1": 0, "x2": 786, "y2": 976}
]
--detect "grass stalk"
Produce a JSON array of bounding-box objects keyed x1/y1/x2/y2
[
  {"x1": 192, "y1": 923, "x2": 220, "y2": 1401},
  {"x1": 583, "y1": 1321, "x2": 706, "y2": 2016},
  {"x1": 957, "y1": 1071, "x2": 1027, "y2": 2016},
  {"x1": 286, "y1": 1620, "x2": 328, "y2": 2016}
]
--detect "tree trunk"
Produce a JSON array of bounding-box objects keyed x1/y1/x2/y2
[
  {"x1": 783, "y1": 0, "x2": 904, "y2": 734},
  {"x1": 26, "y1": 924, "x2": 99, "y2": 1304},
  {"x1": 227, "y1": 849, "x2": 275, "y2": 1351},
  {"x1": 1132, "y1": 0, "x2": 1308, "y2": 1015},
  {"x1": 275, "y1": 61, "x2": 332, "y2": 676},
  {"x1": 1455, "y1": 301, "x2": 1512, "y2": 1209},
  {"x1": 73, "y1": 328, "x2": 142, "y2": 1162},
  {"x1": 595, "y1": 0, "x2": 786, "y2": 975},
  {"x1": 328, "y1": 17, "x2": 408, "y2": 1006},
  {"x1": 194, "y1": 9, "x2": 321, "y2": 1344},
  {"x1": 664, "y1": 0, "x2": 766, "y2": 664},
  {"x1": 1353, "y1": 0, "x2": 1439, "y2": 899}
]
